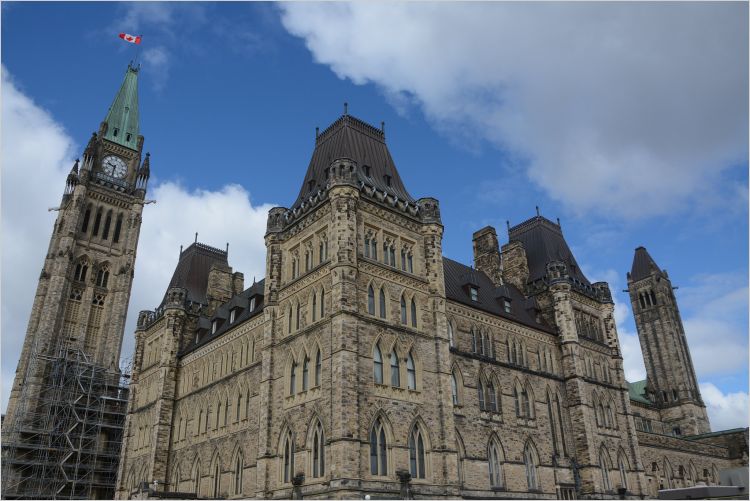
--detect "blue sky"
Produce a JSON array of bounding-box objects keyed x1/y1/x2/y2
[{"x1": 2, "y1": 2, "x2": 748, "y2": 429}]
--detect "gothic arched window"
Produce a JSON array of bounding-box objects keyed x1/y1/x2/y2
[
  {"x1": 600, "y1": 449, "x2": 612, "y2": 492},
  {"x1": 390, "y1": 351, "x2": 400, "y2": 387},
  {"x1": 320, "y1": 288, "x2": 325, "y2": 318},
  {"x1": 448, "y1": 321, "x2": 454, "y2": 347},
  {"x1": 410, "y1": 298, "x2": 417, "y2": 327},
  {"x1": 302, "y1": 356, "x2": 309, "y2": 391},
  {"x1": 113, "y1": 213, "x2": 123, "y2": 243},
  {"x1": 81, "y1": 205, "x2": 92, "y2": 233},
  {"x1": 618, "y1": 453, "x2": 629, "y2": 491},
  {"x1": 379, "y1": 288, "x2": 386, "y2": 319},
  {"x1": 370, "y1": 418, "x2": 387, "y2": 476},
  {"x1": 400, "y1": 295, "x2": 407, "y2": 324},
  {"x1": 524, "y1": 443, "x2": 539, "y2": 491},
  {"x1": 192, "y1": 460, "x2": 201, "y2": 495},
  {"x1": 289, "y1": 359, "x2": 297, "y2": 395},
  {"x1": 311, "y1": 421, "x2": 325, "y2": 478},
  {"x1": 407, "y1": 351, "x2": 416, "y2": 390},
  {"x1": 409, "y1": 424, "x2": 426, "y2": 479},
  {"x1": 212, "y1": 461, "x2": 220, "y2": 498},
  {"x1": 234, "y1": 454, "x2": 243, "y2": 495},
  {"x1": 373, "y1": 344, "x2": 383, "y2": 384},
  {"x1": 282, "y1": 430, "x2": 294, "y2": 484},
  {"x1": 92, "y1": 207, "x2": 102, "y2": 236},
  {"x1": 102, "y1": 210, "x2": 113, "y2": 240},
  {"x1": 478, "y1": 380, "x2": 486, "y2": 410},
  {"x1": 487, "y1": 381, "x2": 497, "y2": 412},
  {"x1": 488, "y1": 439, "x2": 503, "y2": 488},
  {"x1": 312, "y1": 292, "x2": 317, "y2": 322},
  {"x1": 451, "y1": 372, "x2": 459, "y2": 405},
  {"x1": 315, "y1": 349, "x2": 322, "y2": 387},
  {"x1": 368, "y1": 285, "x2": 375, "y2": 315}
]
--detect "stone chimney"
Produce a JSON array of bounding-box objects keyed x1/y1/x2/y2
[
  {"x1": 472, "y1": 226, "x2": 503, "y2": 286},
  {"x1": 206, "y1": 262, "x2": 233, "y2": 316},
  {"x1": 232, "y1": 271, "x2": 245, "y2": 295},
  {"x1": 501, "y1": 240, "x2": 529, "y2": 294}
]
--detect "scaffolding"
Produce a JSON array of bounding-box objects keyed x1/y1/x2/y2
[{"x1": 2, "y1": 342, "x2": 129, "y2": 499}]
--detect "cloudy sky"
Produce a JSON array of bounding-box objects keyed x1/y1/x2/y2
[{"x1": 1, "y1": 2, "x2": 747, "y2": 430}]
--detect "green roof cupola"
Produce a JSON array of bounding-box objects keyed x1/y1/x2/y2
[{"x1": 103, "y1": 63, "x2": 140, "y2": 150}]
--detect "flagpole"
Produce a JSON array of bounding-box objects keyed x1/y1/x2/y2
[{"x1": 134, "y1": 35, "x2": 142, "y2": 66}]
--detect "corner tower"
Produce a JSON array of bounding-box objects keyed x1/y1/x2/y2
[
  {"x1": 627, "y1": 246, "x2": 709, "y2": 436},
  {"x1": 2, "y1": 64, "x2": 150, "y2": 499}
]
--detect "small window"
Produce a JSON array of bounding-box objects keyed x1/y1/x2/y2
[
  {"x1": 126, "y1": 132, "x2": 132, "y2": 141},
  {"x1": 113, "y1": 128, "x2": 119, "y2": 137},
  {"x1": 249, "y1": 297, "x2": 256, "y2": 310},
  {"x1": 384, "y1": 174, "x2": 391, "y2": 186},
  {"x1": 211, "y1": 320, "x2": 218, "y2": 334},
  {"x1": 503, "y1": 299, "x2": 511, "y2": 313},
  {"x1": 364, "y1": 165, "x2": 371, "y2": 177},
  {"x1": 470, "y1": 287, "x2": 479, "y2": 302},
  {"x1": 229, "y1": 309, "x2": 236, "y2": 324}
]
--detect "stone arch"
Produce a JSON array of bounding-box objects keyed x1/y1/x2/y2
[
  {"x1": 523, "y1": 439, "x2": 541, "y2": 490},
  {"x1": 487, "y1": 432, "x2": 506, "y2": 489},
  {"x1": 451, "y1": 364, "x2": 465, "y2": 406},
  {"x1": 284, "y1": 350, "x2": 299, "y2": 396},
  {"x1": 599, "y1": 445, "x2": 613, "y2": 492},
  {"x1": 230, "y1": 444, "x2": 244, "y2": 495},
  {"x1": 306, "y1": 414, "x2": 327, "y2": 479},
  {"x1": 190, "y1": 454, "x2": 202, "y2": 495},
  {"x1": 406, "y1": 415, "x2": 432, "y2": 480},
  {"x1": 662, "y1": 457, "x2": 674, "y2": 489},
  {"x1": 617, "y1": 448, "x2": 631, "y2": 491},
  {"x1": 455, "y1": 428, "x2": 466, "y2": 487}
]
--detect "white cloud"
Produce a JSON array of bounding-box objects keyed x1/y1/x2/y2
[
  {"x1": 699, "y1": 382, "x2": 749, "y2": 431},
  {"x1": 142, "y1": 46, "x2": 170, "y2": 92},
  {"x1": 0, "y1": 67, "x2": 273, "y2": 413},
  {"x1": 279, "y1": 2, "x2": 748, "y2": 219}
]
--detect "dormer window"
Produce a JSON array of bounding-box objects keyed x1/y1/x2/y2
[
  {"x1": 503, "y1": 299, "x2": 511, "y2": 313},
  {"x1": 126, "y1": 133, "x2": 132, "y2": 142},
  {"x1": 364, "y1": 165, "x2": 371, "y2": 177},
  {"x1": 470, "y1": 287, "x2": 479, "y2": 302},
  {"x1": 229, "y1": 309, "x2": 236, "y2": 324},
  {"x1": 211, "y1": 320, "x2": 218, "y2": 335},
  {"x1": 249, "y1": 297, "x2": 256, "y2": 310},
  {"x1": 113, "y1": 128, "x2": 119, "y2": 137},
  {"x1": 383, "y1": 174, "x2": 391, "y2": 187}
]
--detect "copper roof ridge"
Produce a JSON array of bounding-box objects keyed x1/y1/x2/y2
[{"x1": 315, "y1": 114, "x2": 385, "y2": 147}]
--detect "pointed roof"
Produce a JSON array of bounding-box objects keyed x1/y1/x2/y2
[
  {"x1": 630, "y1": 246, "x2": 661, "y2": 282},
  {"x1": 508, "y1": 215, "x2": 590, "y2": 285},
  {"x1": 160, "y1": 242, "x2": 228, "y2": 306},
  {"x1": 291, "y1": 113, "x2": 413, "y2": 209},
  {"x1": 103, "y1": 64, "x2": 140, "y2": 150}
]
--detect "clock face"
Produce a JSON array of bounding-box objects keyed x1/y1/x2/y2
[{"x1": 102, "y1": 155, "x2": 127, "y2": 178}]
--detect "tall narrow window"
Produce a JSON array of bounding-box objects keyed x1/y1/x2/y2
[
  {"x1": 365, "y1": 235, "x2": 371, "y2": 258},
  {"x1": 92, "y1": 207, "x2": 102, "y2": 236},
  {"x1": 407, "y1": 254, "x2": 413, "y2": 273},
  {"x1": 390, "y1": 351, "x2": 400, "y2": 387},
  {"x1": 302, "y1": 356, "x2": 309, "y2": 391},
  {"x1": 448, "y1": 322, "x2": 454, "y2": 347},
  {"x1": 320, "y1": 288, "x2": 325, "y2": 317},
  {"x1": 312, "y1": 292, "x2": 317, "y2": 322},
  {"x1": 370, "y1": 418, "x2": 387, "y2": 475},
  {"x1": 618, "y1": 455, "x2": 628, "y2": 490},
  {"x1": 488, "y1": 381, "x2": 497, "y2": 412},
  {"x1": 409, "y1": 424, "x2": 426, "y2": 479},
  {"x1": 295, "y1": 303, "x2": 300, "y2": 330},
  {"x1": 81, "y1": 206, "x2": 91, "y2": 233},
  {"x1": 368, "y1": 285, "x2": 375, "y2": 315},
  {"x1": 600, "y1": 452, "x2": 611, "y2": 492},
  {"x1": 401, "y1": 249, "x2": 406, "y2": 270},
  {"x1": 451, "y1": 372, "x2": 459, "y2": 405},
  {"x1": 312, "y1": 421, "x2": 325, "y2": 478},
  {"x1": 288, "y1": 308, "x2": 292, "y2": 334},
  {"x1": 471, "y1": 329, "x2": 477, "y2": 353},
  {"x1": 234, "y1": 455, "x2": 243, "y2": 495},
  {"x1": 411, "y1": 298, "x2": 417, "y2": 327},
  {"x1": 407, "y1": 352, "x2": 416, "y2": 390},
  {"x1": 379, "y1": 288, "x2": 386, "y2": 319},
  {"x1": 480, "y1": 333, "x2": 486, "y2": 355},
  {"x1": 488, "y1": 440, "x2": 503, "y2": 488},
  {"x1": 282, "y1": 431, "x2": 295, "y2": 484},
  {"x1": 289, "y1": 360, "x2": 297, "y2": 395},
  {"x1": 373, "y1": 344, "x2": 383, "y2": 384},
  {"x1": 371, "y1": 238, "x2": 378, "y2": 260},
  {"x1": 102, "y1": 210, "x2": 112, "y2": 240},
  {"x1": 478, "y1": 380, "x2": 486, "y2": 410},
  {"x1": 212, "y1": 462, "x2": 220, "y2": 498},
  {"x1": 524, "y1": 444, "x2": 538, "y2": 490},
  {"x1": 400, "y1": 296, "x2": 407, "y2": 324},
  {"x1": 113, "y1": 214, "x2": 123, "y2": 243},
  {"x1": 315, "y1": 349, "x2": 322, "y2": 387},
  {"x1": 192, "y1": 461, "x2": 201, "y2": 495},
  {"x1": 389, "y1": 246, "x2": 396, "y2": 267}
]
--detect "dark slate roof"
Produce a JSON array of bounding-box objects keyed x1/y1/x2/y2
[
  {"x1": 291, "y1": 113, "x2": 414, "y2": 209},
  {"x1": 443, "y1": 257, "x2": 553, "y2": 333},
  {"x1": 508, "y1": 215, "x2": 590, "y2": 285},
  {"x1": 180, "y1": 279, "x2": 265, "y2": 356},
  {"x1": 630, "y1": 246, "x2": 661, "y2": 282},
  {"x1": 161, "y1": 242, "x2": 229, "y2": 307},
  {"x1": 627, "y1": 379, "x2": 652, "y2": 405}
]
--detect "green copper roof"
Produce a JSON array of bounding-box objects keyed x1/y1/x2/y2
[
  {"x1": 103, "y1": 64, "x2": 140, "y2": 150},
  {"x1": 628, "y1": 379, "x2": 652, "y2": 405}
]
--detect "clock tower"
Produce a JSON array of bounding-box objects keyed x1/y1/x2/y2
[{"x1": 2, "y1": 63, "x2": 150, "y2": 499}]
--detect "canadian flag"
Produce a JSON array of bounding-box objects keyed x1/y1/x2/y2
[{"x1": 119, "y1": 33, "x2": 142, "y2": 44}]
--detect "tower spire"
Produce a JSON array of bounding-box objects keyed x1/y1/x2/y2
[{"x1": 102, "y1": 64, "x2": 140, "y2": 151}]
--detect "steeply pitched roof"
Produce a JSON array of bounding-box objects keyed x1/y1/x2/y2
[
  {"x1": 442, "y1": 257, "x2": 552, "y2": 333},
  {"x1": 508, "y1": 215, "x2": 590, "y2": 285},
  {"x1": 291, "y1": 113, "x2": 413, "y2": 209},
  {"x1": 630, "y1": 246, "x2": 661, "y2": 282},
  {"x1": 103, "y1": 64, "x2": 140, "y2": 151},
  {"x1": 627, "y1": 379, "x2": 652, "y2": 405},
  {"x1": 161, "y1": 242, "x2": 229, "y2": 306}
]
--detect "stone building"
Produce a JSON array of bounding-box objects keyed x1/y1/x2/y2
[
  {"x1": 2, "y1": 64, "x2": 150, "y2": 498},
  {"x1": 113, "y1": 106, "x2": 746, "y2": 500}
]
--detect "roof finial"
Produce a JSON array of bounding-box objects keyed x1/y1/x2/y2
[
  {"x1": 195, "y1": 232, "x2": 198, "y2": 243},
  {"x1": 344, "y1": 102, "x2": 348, "y2": 115},
  {"x1": 226, "y1": 242, "x2": 229, "y2": 255},
  {"x1": 535, "y1": 205, "x2": 540, "y2": 217},
  {"x1": 506, "y1": 220, "x2": 511, "y2": 233},
  {"x1": 556, "y1": 217, "x2": 561, "y2": 228},
  {"x1": 315, "y1": 126, "x2": 319, "y2": 139},
  {"x1": 381, "y1": 121, "x2": 385, "y2": 133},
  {"x1": 179, "y1": 245, "x2": 183, "y2": 256}
]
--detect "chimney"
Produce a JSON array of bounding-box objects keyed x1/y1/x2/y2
[
  {"x1": 472, "y1": 226, "x2": 503, "y2": 286},
  {"x1": 500, "y1": 241, "x2": 529, "y2": 294},
  {"x1": 206, "y1": 262, "x2": 233, "y2": 316}
]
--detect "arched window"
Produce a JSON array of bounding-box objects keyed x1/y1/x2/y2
[
  {"x1": 236, "y1": 393, "x2": 242, "y2": 422},
  {"x1": 212, "y1": 461, "x2": 221, "y2": 498},
  {"x1": 379, "y1": 288, "x2": 386, "y2": 318},
  {"x1": 524, "y1": 443, "x2": 539, "y2": 490},
  {"x1": 480, "y1": 332, "x2": 486, "y2": 355},
  {"x1": 81, "y1": 205, "x2": 92, "y2": 233},
  {"x1": 234, "y1": 454, "x2": 243, "y2": 495},
  {"x1": 409, "y1": 423, "x2": 426, "y2": 479},
  {"x1": 618, "y1": 453, "x2": 629, "y2": 491},
  {"x1": 315, "y1": 349, "x2": 322, "y2": 387},
  {"x1": 478, "y1": 380, "x2": 486, "y2": 410},
  {"x1": 287, "y1": 307, "x2": 292, "y2": 334},
  {"x1": 96, "y1": 267, "x2": 109, "y2": 288},
  {"x1": 92, "y1": 207, "x2": 102, "y2": 236},
  {"x1": 113, "y1": 213, "x2": 123, "y2": 243},
  {"x1": 311, "y1": 421, "x2": 325, "y2": 478},
  {"x1": 289, "y1": 359, "x2": 297, "y2": 395},
  {"x1": 410, "y1": 298, "x2": 417, "y2": 327},
  {"x1": 448, "y1": 321, "x2": 454, "y2": 347},
  {"x1": 320, "y1": 288, "x2": 325, "y2": 318},
  {"x1": 370, "y1": 418, "x2": 387, "y2": 475},
  {"x1": 487, "y1": 381, "x2": 497, "y2": 412},
  {"x1": 400, "y1": 295, "x2": 407, "y2": 324},
  {"x1": 192, "y1": 460, "x2": 201, "y2": 495},
  {"x1": 407, "y1": 351, "x2": 416, "y2": 390},
  {"x1": 373, "y1": 344, "x2": 383, "y2": 384},
  {"x1": 302, "y1": 356, "x2": 309, "y2": 391},
  {"x1": 451, "y1": 372, "x2": 459, "y2": 405},
  {"x1": 312, "y1": 292, "x2": 317, "y2": 322},
  {"x1": 102, "y1": 210, "x2": 112, "y2": 240},
  {"x1": 600, "y1": 449, "x2": 612, "y2": 492},
  {"x1": 390, "y1": 351, "x2": 400, "y2": 387},
  {"x1": 74, "y1": 261, "x2": 88, "y2": 282},
  {"x1": 295, "y1": 302, "x2": 300, "y2": 330},
  {"x1": 488, "y1": 439, "x2": 503, "y2": 488},
  {"x1": 471, "y1": 328, "x2": 477, "y2": 353},
  {"x1": 282, "y1": 430, "x2": 295, "y2": 484},
  {"x1": 368, "y1": 285, "x2": 375, "y2": 315},
  {"x1": 172, "y1": 465, "x2": 181, "y2": 492}
]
